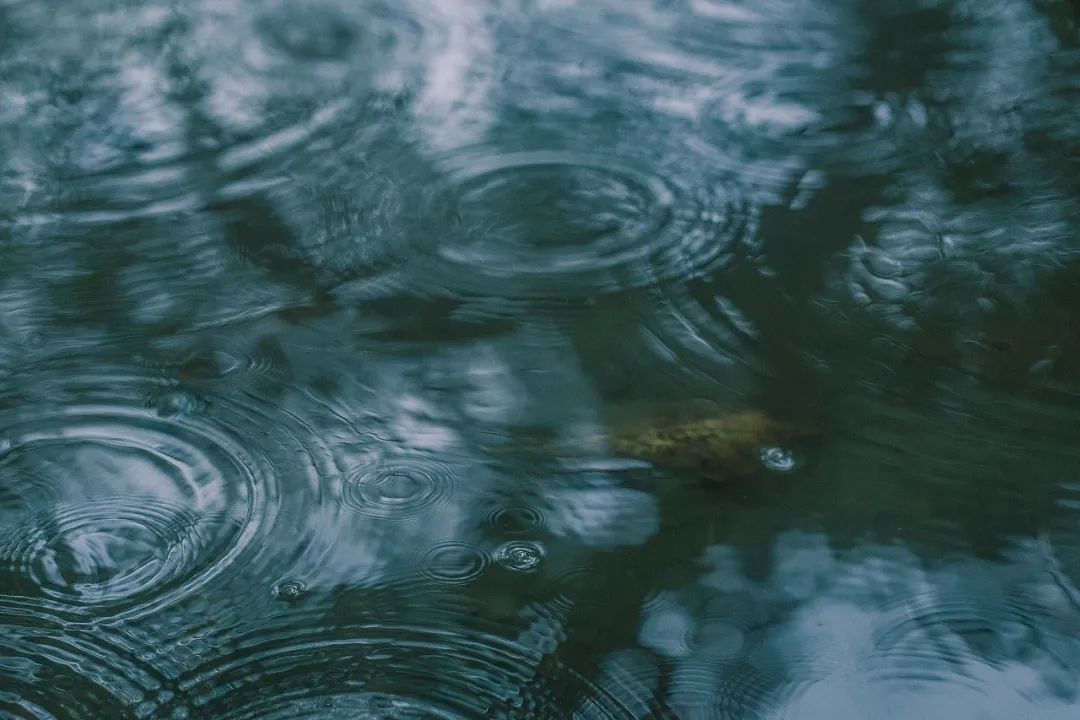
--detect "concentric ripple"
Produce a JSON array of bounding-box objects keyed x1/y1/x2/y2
[
  {"x1": 4, "y1": 0, "x2": 451, "y2": 254},
  {"x1": 341, "y1": 456, "x2": 456, "y2": 521},
  {"x1": 2, "y1": 498, "x2": 204, "y2": 608},
  {"x1": 421, "y1": 150, "x2": 753, "y2": 298},
  {"x1": 192, "y1": 0, "x2": 452, "y2": 200},
  {"x1": 419, "y1": 542, "x2": 491, "y2": 586},
  {"x1": 270, "y1": 578, "x2": 308, "y2": 603},
  {"x1": 0, "y1": 621, "x2": 167, "y2": 719},
  {"x1": 486, "y1": 504, "x2": 547, "y2": 535},
  {"x1": 156, "y1": 614, "x2": 637, "y2": 720},
  {"x1": 495, "y1": 541, "x2": 545, "y2": 573},
  {"x1": 0, "y1": 405, "x2": 264, "y2": 622},
  {"x1": 0, "y1": 359, "x2": 343, "y2": 623}
]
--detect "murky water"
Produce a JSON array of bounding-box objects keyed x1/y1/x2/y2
[{"x1": 1, "y1": 0, "x2": 1079, "y2": 717}]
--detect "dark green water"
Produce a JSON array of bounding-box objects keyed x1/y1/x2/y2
[{"x1": 2, "y1": 0, "x2": 1080, "y2": 717}]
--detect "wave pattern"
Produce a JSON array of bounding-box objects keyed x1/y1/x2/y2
[
  {"x1": 409, "y1": 149, "x2": 754, "y2": 298},
  {"x1": 0, "y1": 399, "x2": 265, "y2": 622},
  {"x1": 146, "y1": 597, "x2": 638, "y2": 720},
  {"x1": 2, "y1": 0, "x2": 1080, "y2": 717}
]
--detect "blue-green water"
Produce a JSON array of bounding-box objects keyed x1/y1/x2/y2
[{"x1": 2, "y1": 1, "x2": 1080, "y2": 717}]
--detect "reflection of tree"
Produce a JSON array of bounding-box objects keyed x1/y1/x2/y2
[
  {"x1": 2, "y1": 0, "x2": 1079, "y2": 717},
  {"x1": 646, "y1": 533, "x2": 1080, "y2": 718},
  {"x1": 546, "y1": 2, "x2": 1080, "y2": 712}
]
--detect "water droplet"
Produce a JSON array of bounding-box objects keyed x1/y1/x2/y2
[
  {"x1": 271, "y1": 578, "x2": 307, "y2": 603},
  {"x1": 495, "y1": 541, "x2": 544, "y2": 573},
  {"x1": 760, "y1": 446, "x2": 797, "y2": 472}
]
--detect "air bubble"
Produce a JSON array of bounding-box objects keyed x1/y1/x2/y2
[
  {"x1": 495, "y1": 541, "x2": 544, "y2": 573},
  {"x1": 760, "y1": 446, "x2": 797, "y2": 472},
  {"x1": 271, "y1": 578, "x2": 307, "y2": 603}
]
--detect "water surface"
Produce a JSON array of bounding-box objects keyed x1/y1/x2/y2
[{"x1": 2, "y1": 0, "x2": 1080, "y2": 717}]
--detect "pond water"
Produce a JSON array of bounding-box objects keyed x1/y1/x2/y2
[{"x1": 2, "y1": 0, "x2": 1080, "y2": 717}]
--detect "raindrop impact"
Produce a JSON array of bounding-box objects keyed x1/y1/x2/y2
[
  {"x1": 495, "y1": 541, "x2": 545, "y2": 573},
  {"x1": 420, "y1": 542, "x2": 490, "y2": 585},
  {"x1": 271, "y1": 578, "x2": 307, "y2": 603},
  {"x1": 341, "y1": 457, "x2": 456, "y2": 521},
  {"x1": 760, "y1": 446, "x2": 797, "y2": 472}
]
